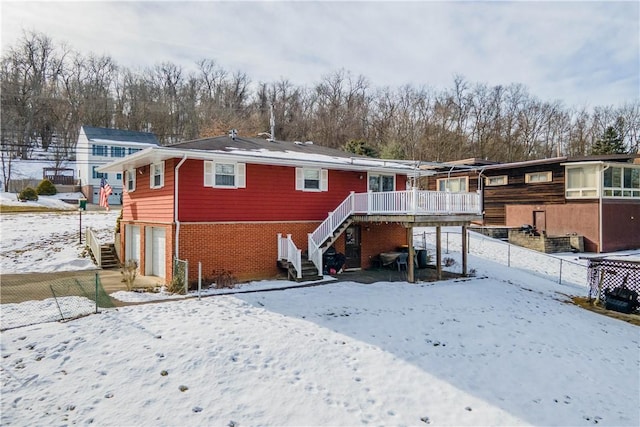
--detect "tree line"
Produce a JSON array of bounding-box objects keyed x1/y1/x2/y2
[{"x1": 2, "y1": 31, "x2": 639, "y2": 164}]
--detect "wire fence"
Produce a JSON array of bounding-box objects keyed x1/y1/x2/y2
[
  {"x1": 0, "y1": 271, "x2": 114, "y2": 331},
  {"x1": 414, "y1": 229, "x2": 589, "y2": 287}
]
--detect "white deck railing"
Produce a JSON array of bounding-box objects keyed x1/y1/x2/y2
[
  {"x1": 277, "y1": 233, "x2": 302, "y2": 279},
  {"x1": 86, "y1": 227, "x2": 102, "y2": 267},
  {"x1": 304, "y1": 189, "x2": 481, "y2": 276}
]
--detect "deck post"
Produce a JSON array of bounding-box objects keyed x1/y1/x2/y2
[
  {"x1": 436, "y1": 226, "x2": 442, "y2": 280},
  {"x1": 461, "y1": 225, "x2": 468, "y2": 276},
  {"x1": 407, "y1": 226, "x2": 415, "y2": 283}
]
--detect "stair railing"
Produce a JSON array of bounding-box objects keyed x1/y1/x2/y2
[
  {"x1": 308, "y1": 192, "x2": 356, "y2": 275},
  {"x1": 86, "y1": 227, "x2": 102, "y2": 267},
  {"x1": 277, "y1": 233, "x2": 302, "y2": 279}
]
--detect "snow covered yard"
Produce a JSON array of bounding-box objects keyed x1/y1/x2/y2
[
  {"x1": 1, "y1": 198, "x2": 639, "y2": 426},
  {"x1": 1, "y1": 273, "x2": 639, "y2": 426}
]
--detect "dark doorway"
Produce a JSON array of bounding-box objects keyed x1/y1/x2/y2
[
  {"x1": 344, "y1": 225, "x2": 361, "y2": 269},
  {"x1": 534, "y1": 210, "x2": 546, "y2": 234}
]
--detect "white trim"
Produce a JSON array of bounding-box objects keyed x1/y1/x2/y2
[
  {"x1": 204, "y1": 161, "x2": 246, "y2": 189},
  {"x1": 125, "y1": 169, "x2": 136, "y2": 192},
  {"x1": 150, "y1": 161, "x2": 165, "y2": 189},
  {"x1": 296, "y1": 167, "x2": 328, "y2": 192}
]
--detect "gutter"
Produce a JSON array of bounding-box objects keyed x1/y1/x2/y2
[
  {"x1": 599, "y1": 164, "x2": 609, "y2": 253},
  {"x1": 174, "y1": 155, "x2": 188, "y2": 260}
]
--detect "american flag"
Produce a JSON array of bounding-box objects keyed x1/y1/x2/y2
[{"x1": 99, "y1": 177, "x2": 113, "y2": 210}]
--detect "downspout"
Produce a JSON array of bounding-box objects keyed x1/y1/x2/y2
[
  {"x1": 599, "y1": 164, "x2": 609, "y2": 253},
  {"x1": 174, "y1": 155, "x2": 188, "y2": 259}
]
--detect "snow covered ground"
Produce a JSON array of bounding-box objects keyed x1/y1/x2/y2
[{"x1": 1, "y1": 199, "x2": 639, "y2": 426}]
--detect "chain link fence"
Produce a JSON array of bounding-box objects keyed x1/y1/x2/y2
[
  {"x1": 415, "y1": 229, "x2": 589, "y2": 287},
  {"x1": 1, "y1": 271, "x2": 114, "y2": 331}
]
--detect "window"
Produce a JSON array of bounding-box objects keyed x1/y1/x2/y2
[
  {"x1": 92, "y1": 166, "x2": 107, "y2": 180},
  {"x1": 566, "y1": 165, "x2": 598, "y2": 198},
  {"x1": 204, "y1": 161, "x2": 246, "y2": 188},
  {"x1": 368, "y1": 173, "x2": 395, "y2": 192},
  {"x1": 296, "y1": 168, "x2": 328, "y2": 191},
  {"x1": 603, "y1": 165, "x2": 640, "y2": 198},
  {"x1": 128, "y1": 148, "x2": 141, "y2": 155},
  {"x1": 116, "y1": 173, "x2": 122, "y2": 180},
  {"x1": 92, "y1": 144, "x2": 108, "y2": 157},
  {"x1": 485, "y1": 175, "x2": 508, "y2": 186},
  {"x1": 525, "y1": 171, "x2": 552, "y2": 184},
  {"x1": 125, "y1": 169, "x2": 136, "y2": 192},
  {"x1": 437, "y1": 177, "x2": 468, "y2": 192},
  {"x1": 111, "y1": 146, "x2": 126, "y2": 157},
  {"x1": 150, "y1": 162, "x2": 164, "y2": 189}
]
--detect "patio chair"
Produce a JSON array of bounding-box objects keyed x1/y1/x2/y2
[{"x1": 396, "y1": 253, "x2": 409, "y2": 272}]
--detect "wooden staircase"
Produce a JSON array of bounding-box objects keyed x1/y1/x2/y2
[
  {"x1": 99, "y1": 244, "x2": 120, "y2": 269},
  {"x1": 278, "y1": 256, "x2": 322, "y2": 282},
  {"x1": 319, "y1": 218, "x2": 353, "y2": 253}
]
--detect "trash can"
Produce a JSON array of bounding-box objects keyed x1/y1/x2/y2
[
  {"x1": 78, "y1": 198, "x2": 87, "y2": 211},
  {"x1": 417, "y1": 250, "x2": 429, "y2": 268}
]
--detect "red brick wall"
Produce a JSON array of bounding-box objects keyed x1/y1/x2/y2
[
  {"x1": 360, "y1": 223, "x2": 408, "y2": 268},
  {"x1": 178, "y1": 221, "x2": 320, "y2": 282}
]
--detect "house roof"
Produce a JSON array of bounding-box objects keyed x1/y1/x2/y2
[
  {"x1": 99, "y1": 133, "x2": 432, "y2": 175},
  {"x1": 479, "y1": 154, "x2": 639, "y2": 171},
  {"x1": 82, "y1": 126, "x2": 159, "y2": 145}
]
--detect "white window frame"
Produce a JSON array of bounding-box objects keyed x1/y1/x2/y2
[
  {"x1": 150, "y1": 161, "x2": 165, "y2": 189},
  {"x1": 485, "y1": 175, "x2": 508, "y2": 187},
  {"x1": 111, "y1": 146, "x2": 126, "y2": 158},
  {"x1": 437, "y1": 176, "x2": 468, "y2": 192},
  {"x1": 125, "y1": 169, "x2": 136, "y2": 192},
  {"x1": 525, "y1": 171, "x2": 552, "y2": 184},
  {"x1": 296, "y1": 168, "x2": 328, "y2": 192},
  {"x1": 368, "y1": 173, "x2": 395, "y2": 192},
  {"x1": 565, "y1": 165, "x2": 598, "y2": 199},
  {"x1": 92, "y1": 166, "x2": 107, "y2": 180},
  {"x1": 603, "y1": 165, "x2": 640, "y2": 199},
  {"x1": 92, "y1": 144, "x2": 108, "y2": 157},
  {"x1": 204, "y1": 161, "x2": 246, "y2": 189}
]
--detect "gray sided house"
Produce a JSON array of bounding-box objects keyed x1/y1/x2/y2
[{"x1": 76, "y1": 126, "x2": 159, "y2": 205}]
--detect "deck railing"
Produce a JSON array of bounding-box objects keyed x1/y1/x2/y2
[
  {"x1": 277, "y1": 233, "x2": 302, "y2": 279},
  {"x1": 305, "y1": 189, "x2": 481, "y2": 276}
]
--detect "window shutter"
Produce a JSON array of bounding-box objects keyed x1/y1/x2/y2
[
  {"x1": 236, "y1": 163, "x2": 246, "y2": 188},
  {"x1": 204, "y1": 161, "x2": 213, "y2": 187},
  {"x1": 321, "y1": 169, "x2": 328, "y2": 191},
  {"x1": 295, "y1": 168, "x2": 304, "y2": 190},
  {"x1": 159, "y1": 161, "x2": 165, "y2": 187}
]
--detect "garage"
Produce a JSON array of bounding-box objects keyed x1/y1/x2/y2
[
  {"x1": 125, "y1": 225, "x2": 140, "y2": 266},
  {"x1": 145, "y1": 227, "x2": 166, "y2": 278}
]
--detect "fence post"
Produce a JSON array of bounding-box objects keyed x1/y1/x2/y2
[
  {"x1": 95, "y1": 272, "x2": 99, "y2": 313},
  {"x1": 558, "y1": 259, "x2": 563, "y2": 284},
  {"x1": 198, "y1": 261, "x2": 202, "y2": 300},
  {"x1": 184, "y1": 260, "x2": 189, "y2": 295},
  {"x1": 446, "y1": 232, "x2": 449, "y2": 254},
  {"x1": 508, "y1": 244, "x2": 511, "y2": 267},
  {"x1": 50, "y1": 284, "x2": 65, "y2": 321}
]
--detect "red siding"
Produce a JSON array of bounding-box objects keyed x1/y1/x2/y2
[
  {"x1": 177, "y1": 160, "x2": 406, "y2": 222},
  {"x1": 123, "y1": 159, "x2": 175, "y2": 223}
]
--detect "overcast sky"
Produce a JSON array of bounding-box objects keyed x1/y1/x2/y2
[{"x1": 2, "y1": 1, "x2": 638, "y2": 108}]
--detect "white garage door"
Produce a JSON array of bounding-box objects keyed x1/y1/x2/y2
[
  {"x1": 125, "y1": 225, "x2": 140, "y2": 266},
  {"x1": 145, "y1": 227, "x2": 166, "y2": 278},
  {"x1": 92, "y1": 187, "x2": 122, "y2": 205}
]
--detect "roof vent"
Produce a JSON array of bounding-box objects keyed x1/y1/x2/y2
[{"x1": 229, "y1": 129, "x2": 238, "y2": 140}]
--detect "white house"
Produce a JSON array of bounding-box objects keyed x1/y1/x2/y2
[{"x1": 76, "y1": 126, "x2": 159, "y2": 205}]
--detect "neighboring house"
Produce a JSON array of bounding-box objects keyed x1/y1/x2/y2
[
  {"x1": 76, "y1": 126, "x2": 159, "y2": 205},
  {"x1": 99, "y1": 132, "x2": 482, "y2": 283},
  {"x1": 426, "y1": 155, "x2": 640, "y2": 252}
]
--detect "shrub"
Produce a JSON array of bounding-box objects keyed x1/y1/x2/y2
[
  {"x1": 443, "y1": 257, "x2": 456, "y2": 267},
  {"x1": 18, "y1": 187, "x2": 38, "y2": 202},
  {"x1": 115, "y1": 209, "x2": 123, "y2": 234},
  {"x1": 120, "y1": 259, "x2": 138, "y2": 291},
  {"x1": 36, "y1": 179, "x2": 57, "y2": 196},
  {"x1": 167, "y1": 274, "x2": 186, "y2": 294},
  {"x1": 211, "y1": 270, "x2": 237, "y2": 289}
]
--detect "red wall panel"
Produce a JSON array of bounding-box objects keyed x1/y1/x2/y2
[{"x1": 123, "y1": 159, "x2": 175, "y2": 223}]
